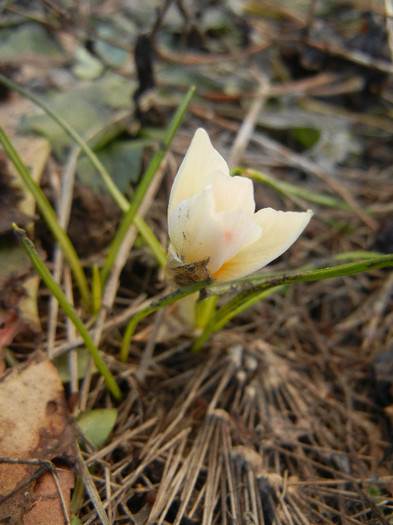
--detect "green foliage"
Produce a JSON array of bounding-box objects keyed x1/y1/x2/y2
[
  {"x1": 54, "y1": 348, "x2": 96, "y2": 383},
  {"x1": 76, "y1": 409, "x2": 118, "y2": 448},
  {"x1": 0, "y1": 23, "x2": 62, "y2": 60},
  {"x1": 13, "y1": 225, "x2": 122, "y2": 401},
  {"x1": 0, "y1": 125, "x2": 90, "y2": 306},
  {"x1": 192, "y1": 253, "x2": 393, "y2": 351},
  {"x1": 22, "y1": 74, "x2": 135, "y2": 159},
  {"x1": 121, "y1": 252, "x2": 393, "y2": 357},
  {"x1": 291, "y1": 126, "x2": 321, "y2": 149},
  {"x1": 77, "y1": 139, "x2": 145, "y2": 195},
  {"x1": 100, "y1": 86, "x2": 195, "y2": 285}
]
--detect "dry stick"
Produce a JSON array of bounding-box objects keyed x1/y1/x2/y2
[
  {"x1": 151, "y1": 364, "x2": 236, "y2": 522},
  {"x1": 361, "y1": 271, "x2": 393, "y2": 354},
  {"x1": 307, "y1": 37, "x2": 393, "y2": 74},
  {"x1": 164, "y1": 423, "x2": 215, "y2": 525},
  {"x1": 46, "y1": 111, "x2": 131, "y2": 359},
  {"x1": 156, "y1": 41, "x2": 270, "y2": 66},
  {"x1": 228, "y1": 71, "x2": 269, "y2": 168},
  {"x1": 0, "y1": 458, "x2": 72, "y2": 525},
  {"x1": 90, "y1": 428, "x2": 192, "y2": 518},
  {"x1": 64, "y1": 267, "x2": 79, "y2": 397},
  {"x1": 333, "y1": 283, "x2": 385, "y2": 334},
  {"x1": 47, "y1": 467, "x2": 73, "y2": 525},
  {"x1": 156, "y1": 352, "x2": 219, "y2": 439},
  {"x1": 385, "y1": 0, "x2": 393, "y2": 61},
  {"x1": 136, "y1": 306, "x2": 166, "y2": 383},
  {"x1": 75, "y1": 446, "x2": 110, "y2": 525},
  {"x1": 252, "y1": 131, "x2": 379, "y2": 230},
  {"x1": 51, "y1": 294, "x2": 153, "y2": 358},
  {"x1": 78, "y1": 161, "x2": 166, "y2": 411},
  {"x1": 149, "y1": 434, "x2": 189, "y2": 522},
  {"x1": 47, "y1": 146, "x2": 79, "y2": 358},
  {"x1": 104, "y1": 466, "x2": 112, "y2": 525},
  {"x1": 266, "y1": 71, "x2": 339, "y2": 97},
  {"x1": 98, "y1": 159, "x2": 167, "y2": 334},
  {"x1": 300, "y1": 96, "x2": 393, "y2": 134},
  {"x1": 192, "y1": 108, "x2": 378, "y2": 230},
  {"x1": 202, "y1": 423, "x2": 222, "y2": 525},
  {"x1": 84, "y1": 419, "x2": 158, "y2": 467},
  {"x1": 220, "y1": 416, "x2": 239, "y2": 523},
  {"x1": 207, "y1": 361, "x2": 238, "y2": 414}
]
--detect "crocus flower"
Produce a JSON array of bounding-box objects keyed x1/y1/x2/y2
[{"x1": 167, "y1": 128, "x2": 312, "y2": 285}]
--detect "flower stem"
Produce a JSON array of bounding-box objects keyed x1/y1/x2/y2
[
  {"x1": 120, "y1": 279, "x2": 209, "y2": 362},
  {"x1": 194, "y1": 295, "x2": 218, "y2": 329}
]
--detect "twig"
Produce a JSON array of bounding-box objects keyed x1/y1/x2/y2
[
  {"x1": 251, "y1": 131, "x2": 379, "y2": 230},
  {"x1": 385, "y1": 0, "x2": 393, "y2": 62},
  {"x1": 64, "y1": 267, "x2": 79, "y2": 397},
  {"x1": 136, "y1": 306, "x2": 166, "y2": 383},
  {"x1": 75, "y1": 446, "x2": 110, "y2": 525},
  {"x1": 228, "y1": 71, "x2": 269, "y2": 168}
]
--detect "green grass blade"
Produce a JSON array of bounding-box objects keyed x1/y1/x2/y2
[
  {"x1": 134, "y1": 215, "x2": 167, "y2": 269},
  {"x1": 192, "y1": 253, "x2": 393, "y2": 352},
  {"x1": 191, "y1": 285, "x2": 286, "y2": 352},
  {"x1": 0, "y1": 73, "x2": 166, "y2": 269},
  {"x1": 101, "y1": 85, "x2": 195, "y2": 285},
  {"x1": 0, "y1": 125, "x2": 90, "y2": 306},
  {"x1": 194, "y1": 295, "x2": 218, "y2": 329},
  {"x1": 206, "y1": 251, "x2": 389, "y2": 297},
  {"x1": 235, "y1": 168, "x2": 351, "y2": 210},
  {"x1": 120, "y1": 279, "x2": 209, "y2": 362},
  {"x1": 14, "y1": 225, "x2": 121, "y2": 401},
  {"x1": 0, "y1": 72, "x2": 128, "y2": 211}
]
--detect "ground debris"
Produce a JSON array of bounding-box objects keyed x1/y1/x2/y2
[{"x1": 0, "y1": 351, "x2": 76, "y2": 524}]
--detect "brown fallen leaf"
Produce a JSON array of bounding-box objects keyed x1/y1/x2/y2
[
  {"x1": 0, "y1": 351, "x2": 76, "y2": 524},
  {"x1": 23, "y1": 468, "x2": 74, "y2": 525}
]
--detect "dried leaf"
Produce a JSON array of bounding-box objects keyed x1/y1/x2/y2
[{"x1": 0, "y1": 351, "x2": 76, "y2": 524}]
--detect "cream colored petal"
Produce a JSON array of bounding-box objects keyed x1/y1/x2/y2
[
  {"x1": 168, "y1": 128, "x2": 230, "y2": 217},
  {"x1": 206, "y1": 170, "x2": 255, "y2": 214},
  {"x1": 214, "y1": 208, "x2": 313, "y2": 281},
  {"x1": 168, "y1": 186, "x2": 227, "y2": 273},
  {"x1": 215, "y1": 209, "x2": 261, "y2": 265}
]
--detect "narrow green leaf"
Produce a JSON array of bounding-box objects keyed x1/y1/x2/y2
[
  {"x1": 236, "y1": 168, "x2": 350, "y2": 210},
  {"x1": 191, "y1": 285, "x2": 285, "y2": 353},
  {"x1": 101, "y1": 85, "x2": 195, "y2": 285},
  {"x1": 120, "y1": 278, "x2": 210, "y2": 362},
  {"x1": 0, "y1": 73, "x2": 128, "y2": 210},
  {"x1": 0, "y1": 73, "x2": 166, "y2": 269},
  {"x1": 193, "y1": 253, "x2": 393, "y2": 351},
  {"x1": 194, "y1": 295, "x2": 218, "y2": 329},
  {"x1": 13, "y1": 225, "x2": 121, "y2": 401},
  {"x1": 0, "y1": 125, "x2": 90, "y2": 306},
  {"x1": 134, "y1": 215, "x2": 167, "y2": 269}
]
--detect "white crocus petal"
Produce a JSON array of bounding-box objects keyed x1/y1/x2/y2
[
  {"x1": 168, "y1": 128, "x2": 229, "y2": 218},
  {"x1": 206, "y1": 170, "x2": 255, "y2": 214},
  {"x1": 216, "y1": 209, "x2": 262, "y2": 264},
  {"x1": 214, "y1": 208, "x2": 313, "y2": 281},
  {"x1": 168, "y1": 186, "x2": 226, "y2": 273}
]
